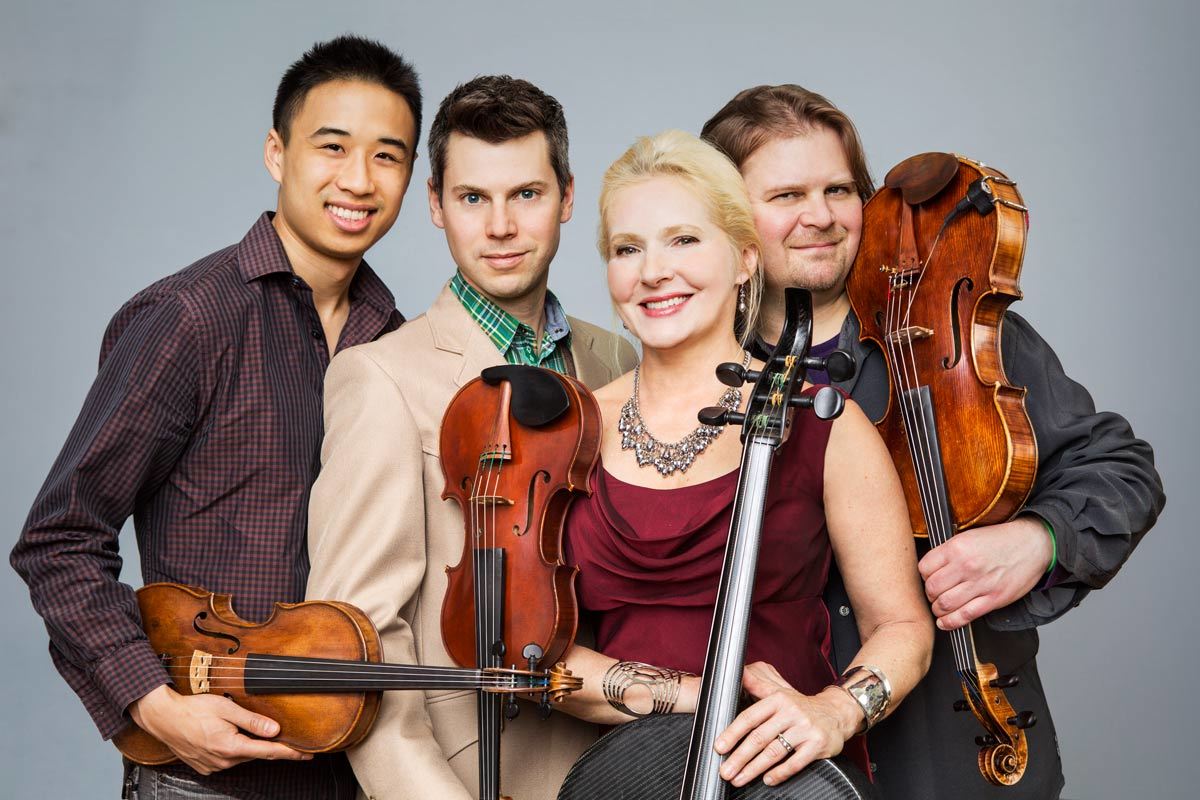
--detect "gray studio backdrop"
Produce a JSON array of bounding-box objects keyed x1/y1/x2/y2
[{"x1": 2, "y1": 1, "x2": 1196, "y2": 798}]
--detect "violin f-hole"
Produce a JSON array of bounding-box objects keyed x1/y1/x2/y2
[
  {"x1": 512, "y1": 471, "x2": 552, "y2": 536},
  {"x1": 193, "y1": 611, "x2": 242, "y2": 655},
  {"x1": 942, "y1": 276, "x2": 975, "y2": 369}
]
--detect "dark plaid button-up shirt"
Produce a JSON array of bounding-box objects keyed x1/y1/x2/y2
[{"x1": 12, "y1": 212, "x2": 402, "y2": 797}]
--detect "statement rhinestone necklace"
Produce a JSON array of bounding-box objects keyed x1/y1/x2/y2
[{"x1": 618, "y1": 351, "x2": 750, "y2": 476}]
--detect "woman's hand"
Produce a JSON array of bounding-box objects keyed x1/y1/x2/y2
[{"x1": 713, "y1": 662, "x2": 861, "y2": 788}]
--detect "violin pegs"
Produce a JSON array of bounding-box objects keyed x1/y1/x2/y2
[
  {"x1": 537, "y1": 695, "x2": 553, "y2": 720},
  {"x1": 504, "y1": 696, "x2": 520, "y2": 720},
  {"x1": 989, "y1": 674, "x2": 1019, "y2": 689},
  {"x1": 1008, "y1": 711, "x2": 1037, "y2": 730},
  {"x1": 953, "y1": 700, "x2": 970, "y2": 712},
  {"x1": 975, "y1": 735, "x2": 999, "y2": 747}
]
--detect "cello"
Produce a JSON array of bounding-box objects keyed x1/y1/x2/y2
[
  {"x1": 558, "y1": 289, "x2": 876, "y2": 800},
  {"x1": 113, "y1": 582, "x2": 581, "y2": 766},
  {"x1": 439, "y1": 364, "x2": 602, "y2": 800},
  {"x1": 845, "y1": 151, "x2": 1038, "y2": 785}
]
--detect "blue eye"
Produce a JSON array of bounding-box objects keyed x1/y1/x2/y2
[
  {"x1": 518, "y1": 189, "x2": 537, "y2": 200},
  {"x1": 465, "y1": 194, "x2": 482, "y2": 204}
]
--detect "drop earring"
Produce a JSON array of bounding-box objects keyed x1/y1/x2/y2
[{"x1": 737, "y1": 283, "x2": 747, "y2": 313}]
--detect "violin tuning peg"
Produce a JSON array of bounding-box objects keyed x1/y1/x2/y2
[
  {"x1": 989, "y1": 674, "x2": 1019, "y2": 689},
  {"x1": 503, "y1": 697, "x2": 520, "y2": 720},
  {"x1": 537, "y1": 697, "x2": 553, "y2": 720},
  {"x1": 953, "y1": 700, "x2": 971, "y2": 712},
  {"x1": 1008, "y1": 711, "x2": 1037, "y2": 730},
  {"x1": 975, "y1": 735, "x2": 999, "y2": 747},
  {"x1": 715, "y1": 362, "x2": 747, "y2": 387}
]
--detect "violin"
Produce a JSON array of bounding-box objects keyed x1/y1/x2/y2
[
  {"x1": 439, "y1": 365, "x2": 602, "y2": 800},
  {"x1": 113, "y1": 582, "x2": 581, "y2": 766},
  {"x1": 558, "y1": 289, "x2": 876, "y2": 800},
  {"x1": 845, "y1": 152, "x2": 1038, "y2": 785}
]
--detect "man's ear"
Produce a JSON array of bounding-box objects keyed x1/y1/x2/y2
[
  {"x1": 428, "y1": 178, "x2": 445, "y2": 229},
  {"x1": 264, "y1": 129, "x2": 286, "y2": 184},
  {"x1": 559, "y1": 175, "x2": 576, "y2": 224}
]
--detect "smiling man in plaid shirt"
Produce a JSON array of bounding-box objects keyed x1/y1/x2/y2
[{"x1": 13, "y1": 36, "x2": 422, "y2": 799}]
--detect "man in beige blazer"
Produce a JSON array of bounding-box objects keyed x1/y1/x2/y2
[{"x1": 306, "y1": 76, "x2": 637, "y2": 800}]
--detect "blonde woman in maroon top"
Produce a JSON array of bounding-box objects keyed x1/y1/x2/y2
[{"x1": 555, "y1": 130, "x2": 933, "y2": 789}]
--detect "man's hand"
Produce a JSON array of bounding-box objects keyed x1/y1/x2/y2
[
  {"x1": 918, "y1": 517, "x2": 1053, "y2": 630},
  {"x1": 129, "y1": 685, "x2": 312, "y2": 775}
]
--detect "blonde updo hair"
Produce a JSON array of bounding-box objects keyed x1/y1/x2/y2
[{"x1": 598, "y1": 129, "x2": 763, "y2": 344}]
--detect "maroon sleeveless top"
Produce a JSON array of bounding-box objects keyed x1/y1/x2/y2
[
  {"x1": 564, "y1": 407, "x2": 872, "y2": 774},
  {"x1": 564, "y1": 409, "x2": 838, "y2": 694}
]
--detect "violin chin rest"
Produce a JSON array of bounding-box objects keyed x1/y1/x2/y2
[{"x1": 885, "y1": 152, "x2": 960, "y2": 205}]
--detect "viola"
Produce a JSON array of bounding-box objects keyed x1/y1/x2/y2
[
  {"x1": 113, "y1": 582, "x2": 581, "y2": 766},
  {"x1": 439, "y1": 365, "x2": 602, "y2": 800},
  {"x1": 845, "y1": 152, "x2": 1038, "y2": 785},
  {"x1": 558, "y1": 289, "x2": 876, "y2": 800}
]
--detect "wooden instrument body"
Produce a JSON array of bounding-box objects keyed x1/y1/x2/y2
[
  {"x1": 846, "y1": 155, "x2": 1036, "y2": 536},
  {"x1": 845, "y1": 153, "x2": 1039, "y2": 785},
  {"x1": 113, "y1": 583, "x2": 381, "y2": 765},
  {"x1": 438, "y1": 369, "x2": 602, "y2": 673}
]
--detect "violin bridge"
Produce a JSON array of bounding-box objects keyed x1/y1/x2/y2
[
  {"x1": 885, "y1": 326, "x2": 935, "y2": 345},
  {"x1": 470, "y1": 495, "x2": 515, "y2": 507},
  {"x1": 189, "y1": 649, "x2": 213, "y2": 695}
]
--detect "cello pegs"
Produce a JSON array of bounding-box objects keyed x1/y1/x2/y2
[
  {"x1": 975, "y1": 735, "x2": 999, "y2": 747},
  {"x1": 698, "y1": 407, "x2": 745, "y2": 427},
  {"x1": 716, "y1": 362, "x2": 755, "y2": 387},
  {"x1": 1008, "y1": 711, "x2": 1037, "y2": 730},
  {"x1": 989, "y1": 674, "x2": 1019, "y2": 689}
]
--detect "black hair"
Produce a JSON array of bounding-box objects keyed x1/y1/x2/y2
[{"x1": 273, "y1": 35, "x2": 422, "y2": 148}]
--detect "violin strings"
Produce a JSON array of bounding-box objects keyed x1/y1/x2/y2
[
  {"x1": 885, "y1": 267, "x2": 977, "y2": 681},
  {"x1": 886, "y1": 203, "x2": 1006, "y2": 735}
]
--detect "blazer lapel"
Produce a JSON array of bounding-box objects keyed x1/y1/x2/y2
[
  {"x1": 568, "y1": 319, "x2": 614, "y2": 389},
  {"x1": 425, "y1": 283, "x2": 506, "y2": 387}
]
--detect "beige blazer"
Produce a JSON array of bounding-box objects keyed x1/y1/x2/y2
[{"x1": 307, "y1": 284, "x2": 638, "y2": 800}]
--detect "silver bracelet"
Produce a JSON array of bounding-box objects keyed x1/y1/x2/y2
[
  {"x1": 602, "y1": 661, "x2": 685, "y2": 718},
  {"x1": 834, "y1": 664, "x2": 892, "y2": 733}
]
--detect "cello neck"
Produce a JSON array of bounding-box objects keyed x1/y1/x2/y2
[{"x1": 679, "y1": 439, "x2": 776, "y2": 800}]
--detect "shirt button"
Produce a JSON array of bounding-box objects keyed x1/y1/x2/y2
[
  {"x1": 311, "y1": 328, "x2": 322, "y2": 339},
  {"x1": 291, "y1": 276, "x2": 302, "y2": 287},
  {"x1": 838, "y1": 605, "x2": 851, "y2": 617},
  {"x1": 870, "y1": 762, "x2": 878, "y2": 774}
]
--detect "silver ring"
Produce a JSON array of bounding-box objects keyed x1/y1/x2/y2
[{"x1": 776, "y1": 732, "x2": 795, "y2": 756}]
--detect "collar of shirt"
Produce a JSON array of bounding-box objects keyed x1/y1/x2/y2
[
  {"x1": 449, "y1": 270, "x2": 572, "y2": 367},
  {"x1": 236, "y1": 212, "x2": 397, "y2": 317}
]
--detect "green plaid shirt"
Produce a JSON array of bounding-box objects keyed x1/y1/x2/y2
[{"x1": 450, "y1": 271, "x2": 571, "y2": 374}]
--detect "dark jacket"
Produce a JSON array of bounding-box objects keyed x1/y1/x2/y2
[{"x1": 825, "y1": 310, "x2": 1164, "y2": 799}]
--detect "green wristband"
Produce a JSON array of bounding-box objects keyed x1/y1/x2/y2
[{"x1": 1037, "y1": 517, "x2": 1057, "y2": 573}]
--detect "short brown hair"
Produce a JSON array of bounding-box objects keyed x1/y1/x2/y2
[
  {"x1": 700, "y1": 84, "x2": 874, "y2": 200},
  {"x1": 427, "y1": 75, "x2": 570, "y2": 197}
]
